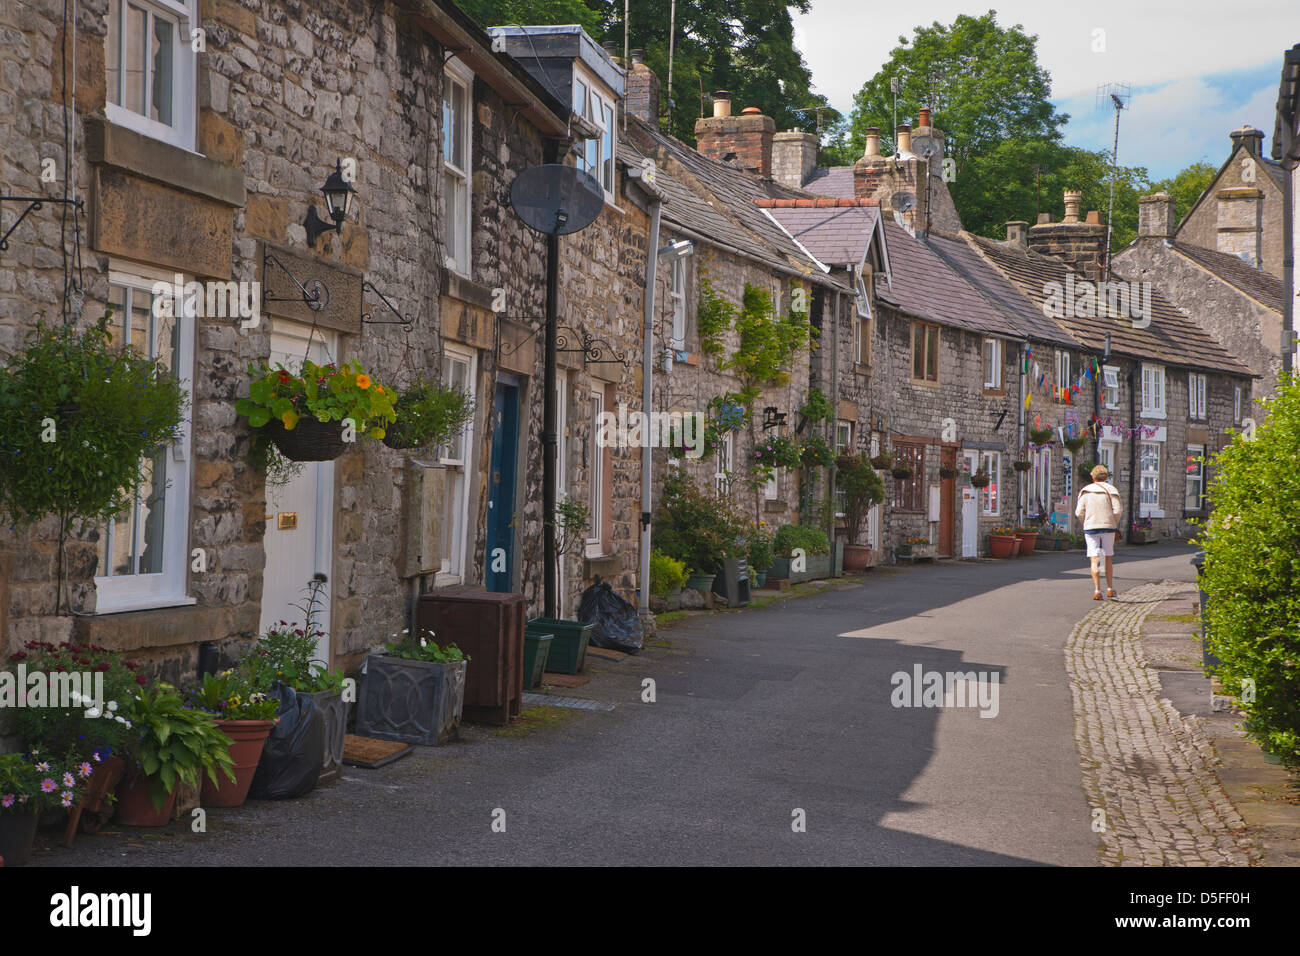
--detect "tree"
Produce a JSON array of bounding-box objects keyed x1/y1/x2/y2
[
  {"x1": 457, "y1": 0, "x2": 602, "y2": 36},
  {"x1": 846, "y1": 12, "x2": 1067, "y2": 166}
]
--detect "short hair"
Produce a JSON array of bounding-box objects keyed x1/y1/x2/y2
[{"x1": 1090, "y1": 464, "x2": 1110, "y2": 482}]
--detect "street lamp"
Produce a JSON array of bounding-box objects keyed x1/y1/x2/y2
[{"x1": 305, "y1": 159, "x2": 357, "y2": 247}]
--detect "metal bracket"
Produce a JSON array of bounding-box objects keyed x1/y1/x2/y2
[
  {"x1": 557, "y1": 324, "x2": 630, "y2": 368},
  {"x1": 262, "y1": 251, "x2": 328, "y2": 311},
  {"x1": 361, "y1": 280, "x2": 414, "y2": 331},
  {"x1": 1, "y1": 195, "x2": 84, "y2": 252}
]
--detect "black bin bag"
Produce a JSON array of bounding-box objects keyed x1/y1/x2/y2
[
  {"x1": 578, "y1": 580, "x2": 644, "y2": 654},
  {"x1": 248, "y1": 684, "x2": 324, "y2": 799}
]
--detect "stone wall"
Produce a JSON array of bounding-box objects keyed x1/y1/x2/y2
[{"x1": 1177, "y1": 144, "x2": 1286, "y2": 278}]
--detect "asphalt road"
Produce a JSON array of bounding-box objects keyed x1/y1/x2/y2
[{"x1": 36, "y1": 542, "x2": 1203, "y2": 867}]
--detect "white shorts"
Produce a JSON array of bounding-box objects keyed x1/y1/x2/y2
[{"x1": 1085, "y1": 532, "x2": 1116, "y2": 557}]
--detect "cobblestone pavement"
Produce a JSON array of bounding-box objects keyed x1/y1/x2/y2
[{"x1": 1065, "y1": 580, "x2": 1261, "y2": 866}]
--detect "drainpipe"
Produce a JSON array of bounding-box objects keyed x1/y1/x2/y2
[
  {"x1": 637, "y1": 197, "x2": 663, "y2": 615},
  {"x1": 1126, "y1": 361, "x2": 1138, "y2": 544},
  {"x1": 543, "y1": 139, "x2": 560, "y2": 619},
  {"x1": 1018, "y1": 339, "x2": 1027, "y2": 525},
  {"x1": 828, "y1": 286, "x2": 840, "y2": 545}
]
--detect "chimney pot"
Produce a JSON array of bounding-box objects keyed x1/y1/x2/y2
[
  {"x1": 1062, "y1": 190, "x2": 1082, "y2": 223},
  {"x1": 895, "y1": 123, "x2": 912, "y2": 156},
  {"x1": 863, "y1": 127, "x2": 881, "y2": 159},
  {"x1": 918, "y1": 107, "x2": 931, "y2": 128},
  {"x1": 713, "y1": 91, "x2": 731, "y2": 118},
  {"x1": 630, "y1": 48, "x2": 645, "y2": 64},
  {"x1": 740, "y1": 106, "x2": 762, "y2": 115},
  {"x1": 1037, "y1": 212, "x2": 1051, "y2": 224},
  {"x1": 1229, "y1": 125, "x2": 1264, "y2": 157},
  {"x1": 1085, "y1": 210, "x2": 1101, "y2": 224}
]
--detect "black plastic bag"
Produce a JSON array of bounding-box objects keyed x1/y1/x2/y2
[
  {"x1": 578, "y1": 580, "x2": 643, "y2": 654},
  {"x1": 248, "y1": 684, "x2": 324, "y2": 799}
]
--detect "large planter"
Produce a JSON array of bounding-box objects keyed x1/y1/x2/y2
[
  {"x1": 307, "y1": 689, "x2": 350, "y2": 785},
  {"x1": 115, "y1": 768, "x2": 178, "y2": 827},
  {"x1": 268, "y1": 416, "x2": 347, "y2": 462},
  {"x1": 202, "y1": 719, "x2": 275, "y2": 807},
  {"x1": 0, "y1": 811, "x2": 40, "y2": 866},
  {"x1": 529, "y1": 617, "x2": 594, "y2": 674},
  {"x1": 355, "y1": 653, "x2": 466, "y2": 746},
  {"x1": 843, "y1": 544, "x2": 872, "y2": 571},
  {"x1": 987, "y1": 534, "x2": 1018, "y2": 559},
  {"x1": 752, "y1": 570, "x2": 768, "y2": 588},
  {"x1": 1013, "y1": 531, "x2": 1038, "y2": 555},
  {"x1": 684, "y1": 572, "x2": 716, "y2": 592},
  {"x1": 768, "y1": 552, "x2": 832, "y2": 584},
  {"x1": 523, "y1": 628, "x2": 553, "y2": 689}
]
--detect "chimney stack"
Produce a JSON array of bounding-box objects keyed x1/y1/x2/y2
[
  {"x1": 1005, "y1": 221, "x2": 1028, "y2": 247},
  {"x1": 1137, "y1": 192, "x2": 1176, "y2": 240},
  {"x1": 695, "y1": 99, "x2": 775, "y2": 177},
  {"x1": 1028, "y1": 189, "x2": 1108, "y2": 280},
  {"x1": 623, "y1": 51, "x2": 660, "y2": 126},
  {"x1": 772, "y1": 129, "x2": 820, "y2": 189},
  {"x1": 1229, "y1": 125, "x2": 1264, "y2": 157}
]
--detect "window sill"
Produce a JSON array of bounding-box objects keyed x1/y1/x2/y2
[
  {"x1": 854, "y1": 362, "x2": 871, "y2": 375},
  {"x1": 85, "y1": 116, "x2": 244, "y2": 208},
  {"x1": 1140, "y1": 410, "x2": 1167, "y2": 420},
  {"x1": 92, "y1": 594, "x2": 197, "y2": 616},
  {"x1": 982, "y1": 387, "x2": 1005, "y2": 397},
  {"x1": 908, "y1": 378, "x2": 941, "y2": 388},
  {"x1": 1139, "y1": 508, "x2": 1166, "y2": 519}
]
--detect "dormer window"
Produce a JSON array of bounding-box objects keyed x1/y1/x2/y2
[{"x1": 573, "y1": 67, "x2": 616, "y2": 199}]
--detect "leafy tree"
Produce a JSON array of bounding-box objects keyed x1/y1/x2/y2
[
  {"x1": 846, "y1": 12, "x2": 1067, "y2": 166},
  {"x1": 457, "y1": 0, "x2": 603, "y2": 35}
]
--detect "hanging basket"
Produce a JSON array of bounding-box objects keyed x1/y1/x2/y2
[
  {"x1": 268, "y1": 416, "x2": 347, "y2": 462},
  {"x1": 1028, "y1": 428, "x2": 1054, "y2": 445},
  {"x1": 870, "y1": 454, "x2": 892, "y2": 470},
  {"x1": 891, "y1": 466, "x2": 913, "y2": 480},
  {"x1": 1012, "y1": 459, "x2": 1033, "y2": 472},
  {"x1": 1063, "y1": 437, "x2": 1087, "y2": 454},
  {"x1": 938, "y1": 465, "x2": 959, "y2": 480},
  {"x1": 969, "y1": 471, "x2": 991, "y2": 488}
]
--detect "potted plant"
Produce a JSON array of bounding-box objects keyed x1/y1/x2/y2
[
  {"x1": 969, "y1": 469, "x2": 991, "y2": 488},
  {"x1": 649, "y1": 549, "x2": 689, "y2": 609},
  {"x1": 0, "y1": 317, "x2": 185, "y2": 612},
  {"x1": 1012, "y1": 459, "x2": 1032, "y2": 472},
  {"x1": 1028, "y1": 426, "x2": 1054, "y2": 445},
  {"x1": 243, "y1": 574, "x2": 350, "y2": 784},
  {"x1": 768, "y1": 524, "x2": 832, "y2": 583},
  {"x1": 117, "y1": 683, "x2": 236, "y2": 826},
  {"x1": 938, "y1": 464, "x2": 959, "y2": 480},
  {"x1": 381, "y1": 377, "x2": 474, "y2": 451},
  {"x1": 898, "y1": 535, "x2": 936, "y2": 559},
  {"x1": 870, "y1": 453, "x2": 892, "y2": 470},
  {"x1": 836, "y1": 452, "x2": 885, "y2": 571},
  {"x1": 801, "y1": 435, "x2": 834, "y2": 469},
  {"x1": 0, "y1": 752, "x2": 86, "y2": 866},
  {"x1": 1013, "y1": 525, "x2": 1039, "y2": 554},
  {"x1": 891, "y1": 465, "x2": 914, "y2": 480},
  {"x1": 746, "y1": 528, "x2": 774, "y2": 588},
  {"x1": 235, "y1": 358, "x2": 396, "y2": 463},
  {"x1": 184, "y1": 669, "x2": 279, "y2": 808},
  {"x1": 987, "y1": 527, "x2": 1020, "y2": 558},
  {"x1": 355, "y1": 630, "x2": 467, "y2": 745},
  {"x1": 529, "y1": 498, "x2": 596, "y2": 673},
  {"x1": 1131, "y1": 516, "x2": 1155, "y2": 544},
  {"x1": 653, "y1": 472, "x2": 740, "y2": 593}
]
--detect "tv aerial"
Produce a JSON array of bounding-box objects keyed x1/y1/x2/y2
[{"x1": 509, "y1": 164, "x2": 604, "y2": 236}]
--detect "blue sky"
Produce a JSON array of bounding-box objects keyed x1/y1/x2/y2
[{"x1": 793, "y1": 1, "x2": 1297, "y2": 181}]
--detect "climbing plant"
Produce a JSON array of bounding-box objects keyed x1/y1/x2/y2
[{"x1": 696, "y1": 278, "x2": 734, "y2": 355}]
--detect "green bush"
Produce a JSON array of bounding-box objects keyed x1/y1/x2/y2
[
  {"x1": 836, "y1": 452, "x2": 885, "y2": 543},
  {"x1": 773, "y1": 523, "x2": 830, "y2": 557},
  {"x1": 747, "y1": 527, "x2": 774, "y2": 571},
  {"x1": 382, "y1": 377, "x2": 474, "y2": 451},
  {"x1": 1196, "y1": 375, "x2": 1300, "y2": 766},
  {"x1": 649, "y1": 550, "x2": 688, "y2": 597},
  {"x1": 653, "y1": 472, "x2": 745, "y2": 574}
]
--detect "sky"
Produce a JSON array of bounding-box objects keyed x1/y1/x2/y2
[{"x1": 792, "y1": 0, "x2": 1299, "y2": 179}]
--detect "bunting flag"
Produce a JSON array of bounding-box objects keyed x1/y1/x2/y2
[
  {"x1": 1024, "y1": 392, "x2": 1031, "y2": 409},
  {"x1": 1035, "y1": 414, "x2": 1042, "y2": 430}
]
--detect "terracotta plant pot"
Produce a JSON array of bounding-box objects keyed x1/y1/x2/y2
[
  {"x1": 202, "y1": 719, "x2": 275, "y2": 808},
  {"x1": 987, "y1": 534, "x2": 1018, "y2": 558},
  {"x1": 115, "y1": 768, "x2": 178, "y2": 827},
  {"x1": 0, "y1": 810, "x2": 40, "y2": 866},
  {"x1": 1013, "y1": 531, "x2": 1038, "y2": 554},
  {"x1": 843, "y1": 544, "x2": 872, "y2": 571}
]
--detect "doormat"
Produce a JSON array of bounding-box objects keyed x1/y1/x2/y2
[
  {"x1": 522, "y1": 693, "x2": 616, "y2": 712},
  {"x1": 585, "y1": 647, "x2": 627, "y2": 662},
  {"x1": 342, "y1": 734, "x2": 413, "y2": 769},
  {"x1": 542, "y1": 673, "x2": 590, "y2": 688}
]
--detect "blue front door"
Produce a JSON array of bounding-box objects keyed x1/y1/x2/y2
[{"x1": 486, "y1": 379, "x2": 519, "y2": 592}]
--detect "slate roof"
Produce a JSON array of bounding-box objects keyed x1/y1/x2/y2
[
  {"x1": 1168, "y1": 241, "x2": 1285, "y2": 312},
  {"x1": 923, "y1": 232, "x2": 1077, "y2": 348},
  {"x1": 760, "y1": 202, "x2": 881, "y2": 267},
  {"x1": 803, "y1": 166, "x2": 855, "y2": 198},
  {"x1": 964, "y1": 235, "x2": 1255, "y2": 377},
  {"x1": 626, "y1": 117, "x2": 843, "y2": 285},
  {"x1": 874, "y1": 221, "x2": 1019, "y2": 337}
]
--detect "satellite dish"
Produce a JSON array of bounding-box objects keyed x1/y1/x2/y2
[
  {"x1": 911, "y1": 134, "x2": 939, "y2": 159},
  {"x1": 890, "y1": 191, "x2": 917, "y2": 213},
  {"x1": 509, "y1": 164, "x2": 604, "y2": 236}
]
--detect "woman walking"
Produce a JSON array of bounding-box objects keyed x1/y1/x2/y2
[{"x1": 1075, "y1": 464, "x2": 1123, "y2": 600}]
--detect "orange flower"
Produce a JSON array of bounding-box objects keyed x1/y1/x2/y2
[
  {"x1": 356, "y1": 374, "x2": 371, "y2": 390},
  {"x1": 375, "y1": 384, "x2": 384, "y2": 394}
]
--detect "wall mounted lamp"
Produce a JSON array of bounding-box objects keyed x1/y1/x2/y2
[{"x1": 305, "y1": 160, "x2": 356, "y2": 248}]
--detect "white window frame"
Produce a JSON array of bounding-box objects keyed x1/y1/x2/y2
[
  {"x1": 1185, "y1": 443, "x2": 1206, "y2": 511},
  {"x1": 1054, "y1": 349, "x2": 1070, "y2": 403},
  {"x1": 95, "y1": 262, "x2": 195, "y2": 613},
  {"x1": 855, "y1": 271, "x2": 872, "y2": 319},
  {"x1": 669, "y1": 255, "x2": 686, "y2": 350},
  {"x1": 1139, "y1": 439, "x2": 1163, "y2": 517},
  {"x1": 715, "y1": 431, "x2": 733, "y2": 496},
  {"x1": 442, "y1": 58, "x2": 473, "y2": 276},
  {"x1": 572, "y1": 65, "x2": 616, "y2": 201},
  {"x1": 586, "y1": 388, "x2": 605, "y2": 557},
  {"x1": 1188, "y1": 372, "x2": 1207, "y2": 420},
  {"x1": 1102, "y1": 365, "x2": 1120, "y2": 409},
  {"x1": 982, "y1": 338, "x2": 1002, "y2": 390},
  {"x1": 1233, "y1": 385, "x2": 1242, "y2": 424},
  {"x1": 833, "y1": 421, "x2": 854, "y2": 517},
  {"x1": 1025, "y1": 445, "x2": 1051, "y2": 517},
  {"x1": 980, "y1": 450, "x2": 1000, "y2": 516},
  {"x1": 1098, "y1": 441, "x2": 1118, "y2": 481},
  {"x1": 438, "y1": 345, "x2": 477, "y2": 584},
  {"x1": 105, "y1": 0, "x2": 198, "y2": 152},
  {"x1": 763, "y1": 468, "x2": 779, "y2": 501},
  {"x1": 1141, "y1": 364, "x2": 1166, "y2": 419}
]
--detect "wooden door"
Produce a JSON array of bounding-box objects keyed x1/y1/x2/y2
[{"x1": 938, "y1": 446, "x2": 956, "y2": 557}]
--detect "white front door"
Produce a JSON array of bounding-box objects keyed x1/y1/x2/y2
[
  {"x1": 961, "y1": 449, "x2": 979, "y2": 557},
  {"x1": 258, "y1": 321, "x2": 336, "y2": 665}
]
